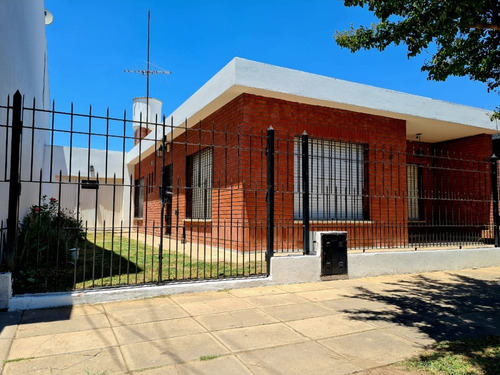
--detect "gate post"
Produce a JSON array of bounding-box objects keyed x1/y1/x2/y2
[
  {"x1": 491, "y1": 154, "x2": 499, "y2": 247},
  {"x1": 301, "y1": 131, "x2": 310, "y2": 255},
  {"x1": 6, "y1": 91, "x2": 23, "y2": 272},
  {"x1": 266, "y1": 126, "x2": 275, "y2": 275}
]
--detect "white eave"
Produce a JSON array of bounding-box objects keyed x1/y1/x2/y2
[{"x1": 127, "y1": 57, "x2": 497, "y2": 165}]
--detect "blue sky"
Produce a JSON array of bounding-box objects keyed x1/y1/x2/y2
[{"x1": 45, "y1": 0, "x2": 498, "y2": 122}]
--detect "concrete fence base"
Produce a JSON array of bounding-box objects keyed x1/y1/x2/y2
[
  {"x1": 6, "y1": 247, "x2": 500, "y2": 311},
  {"x1": 0, "y1": 273, "x2": 12, "y2": 310},
  {"x1": 348, "y1": 247, "x2": 500, "y2": 278}
]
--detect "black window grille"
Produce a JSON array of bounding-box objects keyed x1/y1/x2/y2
[
  {"x1": 186, "y1": 148, "x2": 213, "y2": 219},
  {"x1": 294, "y1": 137, "x2": 367, "y2": 220}
]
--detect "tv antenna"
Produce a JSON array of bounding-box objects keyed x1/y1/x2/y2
[{"x1": 124, "y1": 10, "x2": 171, "y2": 125}]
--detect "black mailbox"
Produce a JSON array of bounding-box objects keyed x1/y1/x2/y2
[{"x1": 318, "y1": 231, "x2": 348, "y2": 276}]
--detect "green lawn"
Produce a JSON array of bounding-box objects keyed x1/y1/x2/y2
[
  {"x1": 15, "y1": 232, "x2": 266, "y2": 293},
  {"x1": 403, "y1": 336, "x2": 500, "y2": 375}
]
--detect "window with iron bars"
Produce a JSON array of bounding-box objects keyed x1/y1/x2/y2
[
  {"x1": 294, "y1": 137, "x2": 368, "y2": 220},
  {"x1": 407, "y1": 164, "x2": 423, "y2": 221},
  {"x1": 186, "y1": 148, "x2": 213, "y2": 219}
]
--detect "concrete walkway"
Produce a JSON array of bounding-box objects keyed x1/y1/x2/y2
[{"x1": 1, "y1": 267, "x2": 499, "y2": 374}]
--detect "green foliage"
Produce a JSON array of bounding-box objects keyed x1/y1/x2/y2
[
  {"x1": 405, "y1": 336, "x2": 500, "y2": 375},
  {"x1": 17, "y1": 196, "x2": 85, "y2": 291},
  {"x1": 335, "y1": 0, "x2": 500, "y2": 117}
]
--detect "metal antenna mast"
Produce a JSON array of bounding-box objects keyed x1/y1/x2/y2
[{"x1": 124, "y1": 10, "x2": 171, "y2": 126}]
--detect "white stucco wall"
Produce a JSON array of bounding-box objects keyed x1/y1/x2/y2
[
  {"x1": 42, "y1": 146, "x2": 132, "y2": 228},
  {"x1": 0, "y1": 0, "x2": 50, "y2": 227}
]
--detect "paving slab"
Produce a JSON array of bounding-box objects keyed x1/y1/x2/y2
[
  {"x1": 20, "y1": 304, "x2": 104, "y2": 324},
  {"x1": 286, "y1": 314, "x2": 376, "y2": 340},
  {"x1": 104, "y1": 297, "x2": 188, "y2": 326},
  {"x1": 174, "y1": 295, "x2": 255, "y2": 316},
  {"x1": 194, "y1": 309, "x2": 278, "y2": 331},
  {"x1": 320, "y1": 330, "x2": 424, "y2": 368},
  {"x1": 135, "y1": 355, "x2": 252, "y2": 374},
  {"x1": 15, "y1": 312, "x2": 110, "y2": 338},
  {"x1": 237, "y1": 341, "x2": 363, "y2": 375},
  {"x1": 295, "y1": 288, "x2": 356, "y2": 302},
  {"x1": 8, "y1": 327, "x2": 118, "y2": 358},
  {"x1": 113, "y1": 316, "x2": 206, "y2": 344},
  {"x1": 318, "y1": 297, "x2": 398, "y2": 313},
  {"x1": 212, "y1": 323, "x2": 307, "y2": 352},
  {"x1": 262, "y1": 302, "x2": 335, "y2": 322},
  {"x1": 242, "y1": 293, "x2": 309, "y2": 307},
  {"x1": 228, "y1": 285, "x2": 287, "y2": 297},
  {"x1": 120, "y1": 332, "x2": 229, "y2": 371},
  {"x1": 2, "y1": 346, "x2": 127, "y2": 375}
]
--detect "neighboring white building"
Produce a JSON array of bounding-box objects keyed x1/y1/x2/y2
[
  {"x1": 0, "y1": 0, "x2": 51, "y2": 225},
  {"x1": 43, "y1": 146, "x2": 132, "y2": 229}
]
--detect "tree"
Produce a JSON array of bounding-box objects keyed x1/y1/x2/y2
[{"x1": 335, "y1": 0, "x2": 500, "y2": 119}]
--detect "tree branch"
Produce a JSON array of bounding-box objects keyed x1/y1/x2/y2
[{"x1": 473, "y1": 24, "x2": 500, "y2": 31}]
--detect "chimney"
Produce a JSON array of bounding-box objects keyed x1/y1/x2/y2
[{"x1": 132, "y1": 97, "x2": 163, "y2": 145}]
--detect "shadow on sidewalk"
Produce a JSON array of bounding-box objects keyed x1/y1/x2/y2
[{"x1": 342, "y1": 272, "x2": 500, "y2": 342}]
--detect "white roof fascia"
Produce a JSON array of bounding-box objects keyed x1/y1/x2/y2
[{"x1": 127, "y1": 57, "x2": 496, "y2": 165}]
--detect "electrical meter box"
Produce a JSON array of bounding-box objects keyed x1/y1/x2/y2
[{"x1": 310, "y1": 231, "x2": 348, "y2": 276}]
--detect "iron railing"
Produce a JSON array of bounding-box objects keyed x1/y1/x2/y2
[{"x1": 0, "y1": 92, "x2": 498, "y2": 294}]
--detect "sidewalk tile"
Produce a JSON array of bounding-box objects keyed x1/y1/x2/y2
[
  {"x1": 318, "y1": 297, "x2": 396, "y2": 313},
  {"x1": 8, "y1": 328, "x2": 118, "y2": 358},
  {"x1": 194, "y1": 309, "x2": 278, "y2": 331},
  {"x1": 174, "y1": 296, "x2": 255, "y2": 316},
  {"x1": 286, "y1": 314, "x2": 375, "y2": 340},
  {"x1": 229, "y1": 286, "x2": 286, "y2": 297},
  {"x1": 113, "y1": 317, "x2": 206, "y2": 344},
  {"x1": 16, "y1": 313, "x2": 110, "y2": 338},
  {"x1": 262, "y1": 302, "x2": 335, "y2": 322},
  {"x1": 242, "y1": 293, "x2": 308, "y2": 307},
  {"x1": 120, "y1": 332, "x2": 229, "y2": 371},
  {"x1": 212, "y1": 323, "x2": 307, "y2": 352},
  {"x1": 237, "y1": 341, "x2": 363, "y2": 375},
  {"x1": 2, "y1": 346, "x2": 126, "y2": 375},
  {"x1": 20, "y1": 305, "x2": 103, "y2": 324},
  {"x1": 295, "y1": 288, "x2": 355, "y2": 302},
  {"x1": 320, "y1": 330, "x2": 424, "y2": 367},
  {"x1": 104, "y1": 298, "x2": 188, "y2": 326},
  {"x1": 134, "y1": 355, "x2": 252, "y2": 374}
]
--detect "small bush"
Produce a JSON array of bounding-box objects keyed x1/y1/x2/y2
[{"x1": 17, "y1": 196, "x2": 85, "y2": 291}]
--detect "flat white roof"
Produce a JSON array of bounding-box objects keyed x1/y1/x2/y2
[{"x1": 127, "y1": 57, "x2": 497, "y2": 164}]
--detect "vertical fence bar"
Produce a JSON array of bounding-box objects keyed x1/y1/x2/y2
[
  {"x1": 6, "y1": 91, "x2": 23, "y2": 272},
  {"x1": 266, "y1": 126, "x2": 275, "y2": 274},
  {"x1": 301, "y1": 131, "x2": 310, "y2": 255},
  {"x1": 490, "y1": 154, "x2": 499, "y2": 247}
]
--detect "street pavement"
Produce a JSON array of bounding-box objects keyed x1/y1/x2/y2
[{"x1": 1, "y1": 266, "x2": 499, "y2": 374}]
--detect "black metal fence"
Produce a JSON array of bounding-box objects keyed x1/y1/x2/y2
[{"x1": 0, "y1": 92, "x2": 498, "y2": 294}]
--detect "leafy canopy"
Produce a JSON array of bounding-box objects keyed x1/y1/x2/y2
[{"x1": 335, "y1": 0, "x2": 500, "y2": 118}]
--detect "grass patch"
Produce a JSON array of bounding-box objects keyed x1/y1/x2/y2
[
  {"x1": 15, "y1": 232, "x2": 265, "y2": 293},
  {"x1": 200, "y1": 354, "x2": 222, "y2": 361},
  {"x1": 404, "y1": 336, "x2": 500, "y2": 375},
  {"x1": 4, "y1": 357, "x2": 35, "y2": 364}
]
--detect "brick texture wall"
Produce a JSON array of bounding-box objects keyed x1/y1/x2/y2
[{"x1": 133, "y1": 93, "x2": 492, "y2": 251}]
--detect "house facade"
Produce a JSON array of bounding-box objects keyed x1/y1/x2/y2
[{"x1": 127, "y1": 58, "x2": 496, "y2": 252}]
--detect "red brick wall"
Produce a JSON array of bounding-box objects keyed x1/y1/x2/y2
[
  {"x1": 134, "y1": 127, "x2": 152, "y2": 145},
  {"x1": 133, "y1": 93, "x2": 492, "y2": 251}
]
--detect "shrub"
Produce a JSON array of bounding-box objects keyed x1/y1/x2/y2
[{"x1": 18, "y1": 196, "x2": 85, "y2": 277}]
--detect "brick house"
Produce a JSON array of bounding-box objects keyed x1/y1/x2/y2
[{"x1": 126, "y1": 58, "x2": 497, "y2": 252}]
